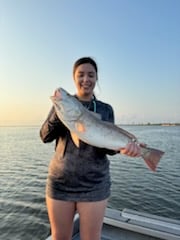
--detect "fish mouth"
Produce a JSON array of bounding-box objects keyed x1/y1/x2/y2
[{"x1": 55, "y1": 89, "x2": 61, "y2": 98}]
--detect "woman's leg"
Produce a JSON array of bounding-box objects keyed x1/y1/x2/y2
[
  {"x1": 46, "y1": 195, "x2": 76, "y2": 240},
  {"x1": 76, "y1": 199, "x2": 108, "y2": 240}
]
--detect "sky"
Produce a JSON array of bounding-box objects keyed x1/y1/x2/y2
[{"x1": 0, "y1": 0, "x2": 180, "y2": 125}]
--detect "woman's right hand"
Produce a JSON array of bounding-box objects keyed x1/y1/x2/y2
[{"x1": 119, "y1": 142, "x2": 146, "y2": 157}]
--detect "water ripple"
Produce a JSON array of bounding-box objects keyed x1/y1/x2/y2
[{"x1": 0, "y1": 126, "x2": 180, "y2": 239}]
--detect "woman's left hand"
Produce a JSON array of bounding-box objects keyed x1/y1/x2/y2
[{"x1": 119, "y1": 142, "x2": 144, "y2": 157}]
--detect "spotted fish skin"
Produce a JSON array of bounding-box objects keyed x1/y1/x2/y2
[{"x1": 51, "y1": 88, "x2": 164, "y2": 171}]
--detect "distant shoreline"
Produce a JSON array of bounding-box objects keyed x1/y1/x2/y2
[
  {"x1": 120, "y1": 123, "x2": 180, "y2": 126},
  {"x1": 0, "y1": 123, "x2": 180, "y2": 127}
]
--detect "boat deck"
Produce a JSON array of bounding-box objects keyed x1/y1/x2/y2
[{"x1": 46, "y1": 208, "x2": 180, "y2": 240}]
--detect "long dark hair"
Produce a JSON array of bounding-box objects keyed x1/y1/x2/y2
[{"x1": 73, "y1": 57, "x2": 98, "y2": 77}]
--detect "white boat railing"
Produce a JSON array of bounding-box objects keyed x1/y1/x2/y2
[{"x1": 103, "y1": 208, "x2": 180, "y2": 240}]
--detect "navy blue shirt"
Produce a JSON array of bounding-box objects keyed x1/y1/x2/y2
[{"x1": 40, "y1": 97, "x2": 116, "y2": 201}]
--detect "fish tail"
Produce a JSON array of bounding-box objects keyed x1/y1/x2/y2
[{"x1": 141, "y1": 146, "x2": 165, "y2": 171}]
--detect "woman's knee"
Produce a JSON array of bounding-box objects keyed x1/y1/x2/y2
[
  {"x1": 77, "y1": 200, "x2": 108, "y2": 240},
  {"x1": 46, "y1": 197, "x2": 76, "y2": 240}
]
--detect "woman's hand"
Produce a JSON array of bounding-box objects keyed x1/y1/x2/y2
[{"x1": 119, "y1": 142, "x2": 146, "y2": 157}]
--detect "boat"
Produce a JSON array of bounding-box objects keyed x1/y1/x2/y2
[{"x1": 45, "y1": 207, "x2": 180, "y2": 240}]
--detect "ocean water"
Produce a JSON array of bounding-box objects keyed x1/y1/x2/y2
[{"x1": 0, "y1": 125, "x2": 180, "y2": 240}]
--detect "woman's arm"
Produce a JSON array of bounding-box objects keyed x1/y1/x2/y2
[{"x1": 40, "y1": 106, "x2": 67, "y2": 143}]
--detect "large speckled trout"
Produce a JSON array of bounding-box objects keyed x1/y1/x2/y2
[{"x1": 50, "y1": 88, "x2": 164, "y2": 171}]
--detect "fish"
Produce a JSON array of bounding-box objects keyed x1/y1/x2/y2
[{"x1": 50, "y1": 87, "x2": 165, "y2": 172}]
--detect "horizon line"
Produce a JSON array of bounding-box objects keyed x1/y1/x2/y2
[{"x1": 0, "y1": 122, "x2": 180, "y2": 127}]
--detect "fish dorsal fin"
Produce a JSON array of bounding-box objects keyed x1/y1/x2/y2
[
  {"x1": 90, "y1": 111, "x2": 101, "y2": 120},
  {"x1": 71, "y1": 132, "x2": 80, "y2": 148}
]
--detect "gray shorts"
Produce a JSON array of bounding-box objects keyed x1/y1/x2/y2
[{"x1": 46, "y1": 177, "x2": 111, "y2": 202}]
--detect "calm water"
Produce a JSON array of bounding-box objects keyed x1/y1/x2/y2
[{"x1": 0, "y1": 125, "x2": 180, "y2": 240}]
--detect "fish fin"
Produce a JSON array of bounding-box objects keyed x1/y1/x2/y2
[
  {"x1": 75, "y1": 121, "x2": 86, "y2": 132},
  {"x1": 71, "y1": 122, "x2": 86, "y2": 148},
  {"x1": 141, "y1": 146, "x2": 165, "y2": 171},
  {"x1": 71, "y1": 132, "x2": 80, "y2": 148},
  {"x1": 90, "y1": 112, "x2": 101, "y2": 119}
]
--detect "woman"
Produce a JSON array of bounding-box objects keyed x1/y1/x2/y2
[{"x1": 40, "y1": 57, "x2": 141, "y2": 240}]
